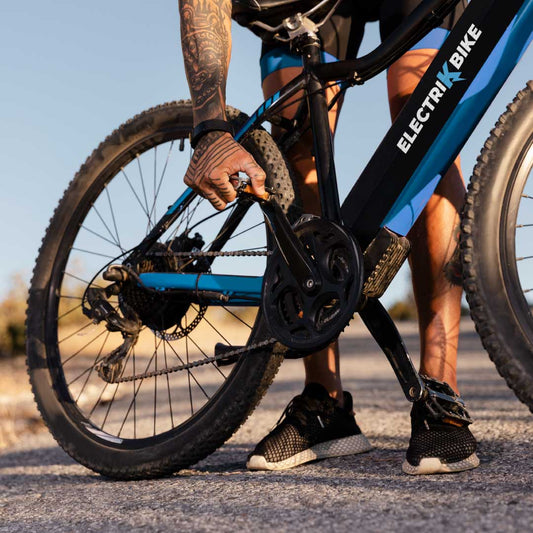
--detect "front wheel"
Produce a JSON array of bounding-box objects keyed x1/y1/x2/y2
[
  {"x1": 26, "y1": 101, "x2": 299, "y2": 479},
  {"x1": 462, "y1": 81, "x2": 533, "y2": 412}
]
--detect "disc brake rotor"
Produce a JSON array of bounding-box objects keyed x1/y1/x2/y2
[{"x1": 262, "y1": 218, "x2": 364, "y2": 353}]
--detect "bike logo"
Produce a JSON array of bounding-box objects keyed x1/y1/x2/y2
[{"x1": 397, "y1": 23, "x2": 483, "y2": 154}]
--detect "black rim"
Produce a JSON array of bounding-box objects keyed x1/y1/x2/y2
[
  {"x1": 43, "y1": 111, "x2": 270, "y2": 448},
  {"x1": 501, "y1": 131, "x2": 533, "y2": 343}
]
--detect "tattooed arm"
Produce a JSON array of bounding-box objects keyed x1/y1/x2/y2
[{"x1": 179, "y1": 0, "x2": 266, "y2": 210}]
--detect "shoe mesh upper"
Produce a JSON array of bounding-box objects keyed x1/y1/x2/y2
[
  {"x1": 250, "y1": 383, "x2": 362, "y2": 464},
  {"x1": 406, "y1": 402, "x2": 477, "y2": 466}
]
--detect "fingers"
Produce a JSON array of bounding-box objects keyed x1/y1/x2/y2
[
  {"x1": 241, "y1": 159, "x2": 266, "y2": 198},
  {"x1": 185, "y1": 165, "x2": 234, "y2": 210},
  {"x1": 184, "y1": 131, "x2": 267, "y2": 209}
]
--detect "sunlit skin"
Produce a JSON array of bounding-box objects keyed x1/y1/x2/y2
[
  {"x1": 179, "y1": 0, "x2": 464, "y2": 399},
  {"x1": 180, "y1": 0, "x2": 266, "y2": 207},
  {"x1": 262, "y1": 49, "x2": 464, "y2": 403}
]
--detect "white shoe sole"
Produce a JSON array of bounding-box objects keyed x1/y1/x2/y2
[
  {"x1": 402, "y1": 452, "x2": 480, "y2": 475},
  {"x1": 246, "y1": 433, "x2": 372, "y2": 471}
]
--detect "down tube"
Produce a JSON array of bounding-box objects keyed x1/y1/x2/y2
[
  {"x1": 341, "y1": 0, "x2": 533, "y2": 246},
  {"x1": 383, "y1": 3, "x2": 533, "y2": 234}
]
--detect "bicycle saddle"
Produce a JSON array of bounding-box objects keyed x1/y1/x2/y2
[{"x1": 232, "y1": 0, "x2": 338, "y2": 40}]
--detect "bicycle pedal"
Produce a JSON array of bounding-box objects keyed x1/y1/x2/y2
[
  {"x1": 214, "y1": 343, "x2": 241, "y2": 366},
  {"x1": 363, "y1": 227, "x2": 411, "y2": 298}
]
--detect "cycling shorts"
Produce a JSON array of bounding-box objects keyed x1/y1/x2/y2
[{"x1": 260, "y1": 0, "x2": 468, "y2": 81}]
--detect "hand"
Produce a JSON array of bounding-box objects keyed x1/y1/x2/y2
[{"x1": 184, "y1": 132, "x2": 266, "y2": 210}]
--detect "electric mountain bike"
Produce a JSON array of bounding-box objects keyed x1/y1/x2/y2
[{"x1": 26, "y1": 0, "x2": 533, "y2": 479}]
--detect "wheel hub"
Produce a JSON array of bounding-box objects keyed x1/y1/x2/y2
[{"x1": 120, "y1": 233, "x2": 209, "y2": 331}]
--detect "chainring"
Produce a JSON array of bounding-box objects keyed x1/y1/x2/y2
[{"x1": 262, "y1": 218, "x2": 364, "y2": 353}]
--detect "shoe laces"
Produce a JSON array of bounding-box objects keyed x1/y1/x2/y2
[{"x1": 274, "y1": 393, "x2": 336, "y2": 429}]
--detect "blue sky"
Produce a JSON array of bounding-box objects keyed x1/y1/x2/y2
[{"x1": 1, "y1": 1, "x2": 531, "y2": 307}]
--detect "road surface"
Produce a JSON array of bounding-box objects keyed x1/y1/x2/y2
[{"x1": 1, "y1": 319, "x2": 532, "y2": 532}]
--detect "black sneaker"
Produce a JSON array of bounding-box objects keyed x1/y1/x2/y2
[
  {"x1": 402, "y1": 400, "x2": 480, "y2": 475},
  {"x1": 246, "y1": 383, "x2": 371, "y2": 471}
]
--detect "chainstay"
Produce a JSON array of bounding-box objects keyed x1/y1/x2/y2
[
  {"x1": 105, "y1": 338, "x2": 278, "y2": 383},
  {"x1": 99, "y1": 248, "x2": 276, "y2": 382}
]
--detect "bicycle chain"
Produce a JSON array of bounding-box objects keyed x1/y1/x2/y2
[
  {"x1": 106, "y1": 338, "x2": 278, "y2": 383},
  {"x1": 152, "y1": 250, "x2": 271, "y2": 258},
  {"x1": 99, "y1": 248, "x2": 276, "y2": 383},
  {"x1": 153, "y1": 306, "x2": 207, "y2": 341}
]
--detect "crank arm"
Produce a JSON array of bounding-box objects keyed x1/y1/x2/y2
[
  {"x1": 360, "y1": 299, "x2": 473, "y2": 424},
  {"x1": 239, "y1": 188, "x2": 319, "y2": 290},
  {"x1": 359, "y1": 298, "x2": 425, "y2": 401}
]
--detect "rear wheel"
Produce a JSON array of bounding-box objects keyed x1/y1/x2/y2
[
  {"x1": 26, "y1": 101, "x2": 299, "y2": 478},
  {"x1": 462, "y1": 81, "x2": 533, "y2": 412}
]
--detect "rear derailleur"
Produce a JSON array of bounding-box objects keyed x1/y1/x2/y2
[
  {"x1": 82, "y1": 267, "x2": 142, "y2": 383},
  {"x1": 82, "y1": 233, "x2": 209, "y2": 383}
]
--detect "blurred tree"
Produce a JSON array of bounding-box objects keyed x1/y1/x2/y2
[{"x1": 0, "y1": 274, "x2": 27, "y2": 357}]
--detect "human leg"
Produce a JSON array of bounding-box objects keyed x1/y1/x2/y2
[
  {"x1": 387, "y1": 48, "x2": 478, "y2": 474},
  {"x1": 247, "y1": 35, "x2": 372, "y2": 469},
  {"x1": 262, "y1": 65, "x2": 345, "y2": 404},
  {"x1": 388, "y1": 48, "x2": 464, "y2": 393}
]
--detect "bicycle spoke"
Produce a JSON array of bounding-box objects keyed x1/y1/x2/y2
[
  {"x1": 63, "y1": 328, "x2": 108, "y2": 367},
  {"x1": 136, "y1": 156, "x2": 152, "y2": 232},
  {"x1": 58, "y1": 321, "x2": 99, "y2": 345},
  {"x1": 224, "y1": 221, "x2": 265, "y2": 244},
  {"x1": 153, "y1": 335, "x2": 164, "y2": 436},
  {"x1": 100, "y1": 351, "x2": 134, "y2": 431},
  {"x1": 164, "y1": 340, "x2": 210, "y2": 401},
  {"x1": 191, "y1": 304, "x2": 232, "y2": 348},
  {"x1": 75, "y1": 331, "x2": 111, "y2": 404},
  {"x1": 163, "y1": 341, "x2": 175, "y2": 429},
  {"x1": 132, "y1": 345, "x2": 136, "y2": 438},
  {"x1": 220, "y1": 305, "x2": 254, "y2": 329},
  {"x1": 185, "y1": 332, "x2": 227, "y2": 379},
  {"x1": 71, "y1": 247, "x2": 116, "y2": 259},
  {"x1": 57, "y1": 303, "x2": 83, "y2": 321},
  {"x1": 63, "y1": 271, "x2": 104, "y2": 289},
  {"x1": 105, "y1": 185, "x2": 123, "y2": 252},
  {"x1": 152, "y1": 141, "x2": 175, "y2": 220},
  {"x1": 92, "y1": 204, "x2": 123, "y2": 251},
  {"x1": 121, "y1": 168, "x2": 151, "y2": 220},
  {"x1": 185, "y1": 315, "x2": 193, "y2": 417},
  {"x1": 153, "y1": 146, "x2": 158, "y2": 223},
  {"x1": 117, "y1": 349, "x2": 158, "y2": 438},
  {"x1": 81, "y1": 224, "x2": 123, "y2": 249}
]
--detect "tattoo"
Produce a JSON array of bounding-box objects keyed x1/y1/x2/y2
[
  {"x1": 184, "y1": 132, "x2": 243, "y2": 207},
  {"x1": 179, "y1": 0, "x2": 232, "y2": 122},
  {"x1": 443, "y1": 221, "x2": 463, "y2": 286}
]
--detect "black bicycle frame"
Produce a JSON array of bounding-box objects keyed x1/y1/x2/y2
[
  {"x1": 133, "y1": 0, "x2": 532, "y2": 402},
  {"x1": 135, "y1": 0, "x2": 532, "y2": 299},
  {"x1": 236, "y1": 0, "x2": 533, "y2": 248}
]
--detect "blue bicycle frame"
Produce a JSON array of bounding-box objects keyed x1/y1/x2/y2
[{"x1": 138, "y1": 0, "x2": 533, "y2": 303}]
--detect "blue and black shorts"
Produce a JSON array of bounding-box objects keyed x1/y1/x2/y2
[{"x1": 260, "y1": 0, "x2": 468, "y2": 82}]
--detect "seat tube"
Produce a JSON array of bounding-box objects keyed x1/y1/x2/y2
[{"x1": 301, "y1": 36, "x2": 342, "y2": 223}]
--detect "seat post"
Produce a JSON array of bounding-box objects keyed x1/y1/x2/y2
[{"x1": 299, "y1": 33, "x2": 342, "y2": 223}]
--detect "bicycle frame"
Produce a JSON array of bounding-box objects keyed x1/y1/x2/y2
[{"x1": 137, "y1": 0, "x2": 533, "y2": 303}]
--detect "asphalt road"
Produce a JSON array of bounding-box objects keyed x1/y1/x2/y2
[{"x1": 1, "y1": 319, "x2": 532, "y2": 532}]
